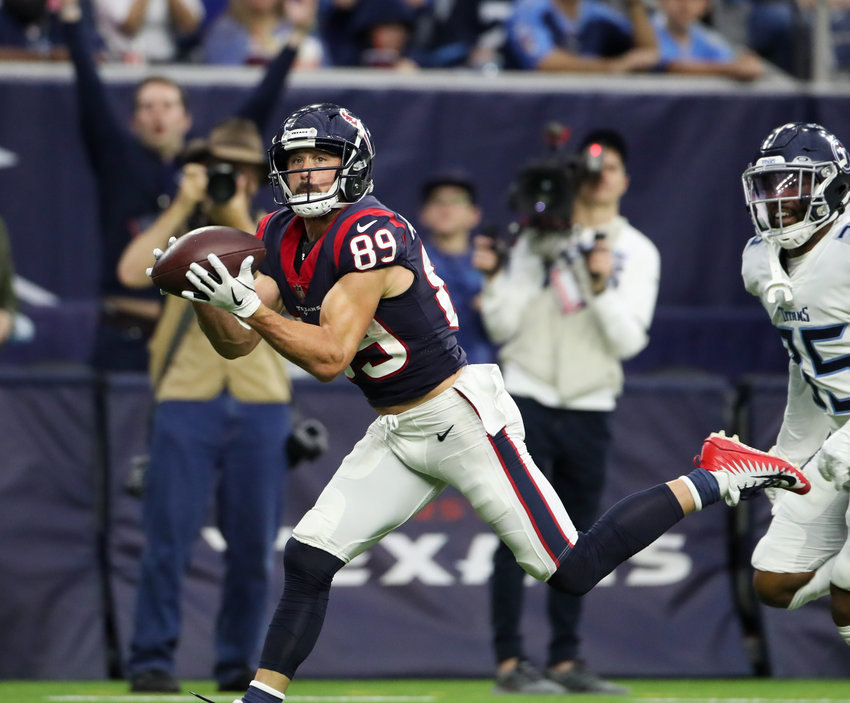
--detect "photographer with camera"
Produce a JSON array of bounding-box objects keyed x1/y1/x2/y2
[
  {"x1": 474, "y1": 128, "x2": 660, "y2": 695},
  {"x1": 116, "y1": 118, "x2": 294, "y2": 695}
]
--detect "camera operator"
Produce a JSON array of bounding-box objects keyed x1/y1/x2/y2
[
  {"x1": 116, "y1": 118, "x2": 294, "y2": 695},
  {"x1": 474, "y1": 129, "x2": 660, "y2": 695}
]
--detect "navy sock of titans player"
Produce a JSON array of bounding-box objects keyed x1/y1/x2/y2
[
  {"x1": 259, "y1": 539, "x2": 345, "y2": 680},
  {"x1": 549, "y1": 481, "x2": 693, "y2": 595}
]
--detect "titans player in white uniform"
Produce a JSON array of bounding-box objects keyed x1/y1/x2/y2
[
  {"x1": 163, "y1": 104, "x2": 808, "y2": 703},
  {"x1": 741, "y1": 122, "x2": 850, "y2": 646}
]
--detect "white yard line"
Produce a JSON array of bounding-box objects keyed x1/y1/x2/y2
[{"x1": 48, "y1": 696, "x2": 437, "y2": 702}]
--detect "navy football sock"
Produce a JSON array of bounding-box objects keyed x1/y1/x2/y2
[
  {"x1": 241, "y1": 681, "x2": 285, "y2": 702},
  {"x1": 679, "y1": 467, "x2": 721, "y2": 510},
  {"x1": 548, "y1": 484, "x2": 685, "y2": 595}
]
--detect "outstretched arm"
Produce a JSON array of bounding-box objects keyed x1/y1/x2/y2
[
  {"x1": 57, "y1": 0, "x2": 127, "y2": 168},
  {"x1": 234, "y1": 0, "x2": 318, "y2": 132}
]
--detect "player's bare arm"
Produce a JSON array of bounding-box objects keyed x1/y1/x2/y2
[
  {"x1": 191, "y1": 269, "x2": 282, "y2": 357},
  {"x1": 247, "y1": 264, "x2": 413, "y2": 382}
]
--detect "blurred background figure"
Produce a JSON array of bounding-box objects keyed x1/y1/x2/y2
[
  {"x1": 652, "y1": 0, "x2": 765, "y2": 79},
  {"x1": 418, "y1": 169, "x2": 497, "y2": 366},
  {"x1": 406, "y1": 0, "x2": 510, "y2": 70},
  {"x1": 503, "y1": 0, "x2": 660, "y2": 73},
  {"x1": 0, "y1": 215, "x2": 20, "y2": 346},
  {"x1": 199, "y1": 0, "x2": 323, "y2": 68},
  {"x1": 90, "y1": 0, "x2": 205, "y2": 63},
  {"x1": 116, "y1": 118, "x2": 292, "y2": 695},
  {"x1": 0, "y1": 0, "x2": 98, "y2": 60},
  {"x1": 351, "y1": 0, "x2": 419, "y2": 69},
  {"x1": 57, "y1": 0, "x2": 313, "y2": 373},
  {"x1": 475, "y1": 128, "x2": 660, "y2": 695}
]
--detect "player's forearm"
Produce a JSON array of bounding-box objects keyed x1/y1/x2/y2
[
  {"x1": 194, "y1": 302, "x2": 261, "y2": 358},
  {"x1": 246, "y1": 305, "x2": 350, "y2": 382}
]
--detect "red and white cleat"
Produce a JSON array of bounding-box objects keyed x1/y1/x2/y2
[{"x1": 695, "y1": 431, "x2": 810, "y2": 506}]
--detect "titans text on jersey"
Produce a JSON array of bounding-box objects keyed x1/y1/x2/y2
[
  {"x1": 743, "y1": 213, "x2": 850, "y2": 415},
  {"x1": 257, "y1": 195, "x2": 467, "y2": 407}
]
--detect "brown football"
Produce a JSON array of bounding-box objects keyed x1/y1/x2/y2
[{"x1": 150, "y1": 226, "x2": 266, "y2": 296}]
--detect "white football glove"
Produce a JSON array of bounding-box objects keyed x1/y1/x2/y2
[
  {"x1": 183, "y1": 253, "x2": 261, "y2": 319},
  {"x1": 817, "y1": 431, "x2": 850, "y2": 492},
  {"x1": 146, "y1": 236, "x2": 178, "y2": 293}
]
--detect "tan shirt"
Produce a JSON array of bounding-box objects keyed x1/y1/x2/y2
[{"x1": 149, "y1": 297, "x2": 291, "y2": 403}]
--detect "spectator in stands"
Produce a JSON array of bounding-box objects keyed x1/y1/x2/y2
[
  {"x1": 503, "y1": 0, "x2": 660, "y2": 73},
  {"x1": 0, "y1": 0, "x2": 98, "y2": 60},
  {"x1": 199, "y1": 0, "x2": 323, "y2": 68},
  {"x1": 418, "y1": 170, "x2": 497, "y2": 365},
  {"x1": 90, "y1": 0, "x2": 205, "y2": 63},
  {"x1": 117, "y1": 117, "x2": 292, "y2": 695},
  {"x1": 652, "y1": 0, "x2": 765, "y2": 79},
  {"x1": 405, "y1": 0, "x2": 509, "y2": 69},
  {"x1": 56, "y1": 0, "x2": 315, "y2": 372},
  {"x1": 202, "y1": 0, "x2": 230, "y2": 26},
  {"x1": 350, "y1": 0, "x2": 419, "y2": 70},
  {"x1": 316, "y1": 0, "x2": 359, "y2": 66},
  {"x1": 0, "y1": 216, "x2": 17, "y2": 346},
  {"x1": 474, "y1": 129, "x2": 660, "y2": 694},
  {"x1": 747, "y1": 0, "x2": 808, "y2": 76}
]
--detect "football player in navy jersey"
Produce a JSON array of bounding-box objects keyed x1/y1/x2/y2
[{"x1": 160, "y1": 103, "x2": 809, "y2": 703}]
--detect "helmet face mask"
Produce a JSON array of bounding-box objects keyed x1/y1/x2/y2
[
  {"x1": 742, "y1": 122, "x2": 850, "y2": 249},
  {"x1": 268, "y1": 103, "x2": 375, "y2": 217}
]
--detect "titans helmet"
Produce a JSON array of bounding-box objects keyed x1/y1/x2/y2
[
  {"x1": 268, "y1": 103, "x2": 375, "y2": 217},
  {"x1": 742, "y1": 122, "x2": 850, "y2": 249}
]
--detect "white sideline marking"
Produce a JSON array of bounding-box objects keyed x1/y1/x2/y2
[
  {"x1": 643, "y1": 699, "x2": 850, "y2": 703},
  {"x1": 48, "y1": 697, "x2": 436, "y2": 702}
]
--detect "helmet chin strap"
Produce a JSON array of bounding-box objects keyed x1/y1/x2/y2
[{"x1": 765, "y1": 240, "x2": 793, "y2": 304}]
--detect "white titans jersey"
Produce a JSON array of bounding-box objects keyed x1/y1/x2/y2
[{"x1": 742, "y1": 211, "x2": 850, "y2": 418}]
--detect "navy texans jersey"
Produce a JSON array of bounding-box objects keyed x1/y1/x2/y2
[{"x1": 257, "y1": 195, "x2": 467, "y2": 407}]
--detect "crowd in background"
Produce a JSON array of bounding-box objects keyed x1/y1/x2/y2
[{"x1": 0, "y1": 0, "x2": 848, "y2": 81}]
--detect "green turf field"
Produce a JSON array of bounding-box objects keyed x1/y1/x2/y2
[{"x1": 0, "y1": 679, "x2": 848, "y2": 703}]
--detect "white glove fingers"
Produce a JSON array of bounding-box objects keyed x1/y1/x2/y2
[
  {"x1": 181, "y1": 289, "x2": 208, "y2": 303},
  {"x1": 207, "y1": 252, "x2": 230, "y2": 278},
  {"x1": 239, "y1": 255, "x2": 255, "y2": 277},
  {"x1": 186, "y1": 267, "x2": 217, "y2": 297},
  {"x1": 187, "y1": 263, "x2": 218, "y2": 292}
]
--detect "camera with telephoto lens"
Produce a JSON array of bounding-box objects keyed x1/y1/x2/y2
[
  {"x1": 286, "y1": 418, "x2": 329, "y2": 469},
  {"x1": 508, "y1": 122, "x2": 604, "y2": 230},
  {"x1": 206, "y1": 163, "x2": 238, "y2": 204}
]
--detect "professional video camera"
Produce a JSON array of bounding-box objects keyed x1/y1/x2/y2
[{"x1": 508, "y1": 122, "x2": 604, "y2": 230}]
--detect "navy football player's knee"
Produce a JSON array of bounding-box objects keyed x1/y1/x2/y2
[
  {"x1": 283, "y1": 537, "x2": 345, "y2": 590},
  {"x1": 259, "y1": 539, "x2": 346, "y2": 677}
]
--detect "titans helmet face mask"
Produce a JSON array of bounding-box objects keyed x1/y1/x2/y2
[
  {"x1": 268, "y1": 103, "x2": 375, "y2": 218},
  {"x1": 742, "y1": 122, "x2": 850, "y2": 249}
]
